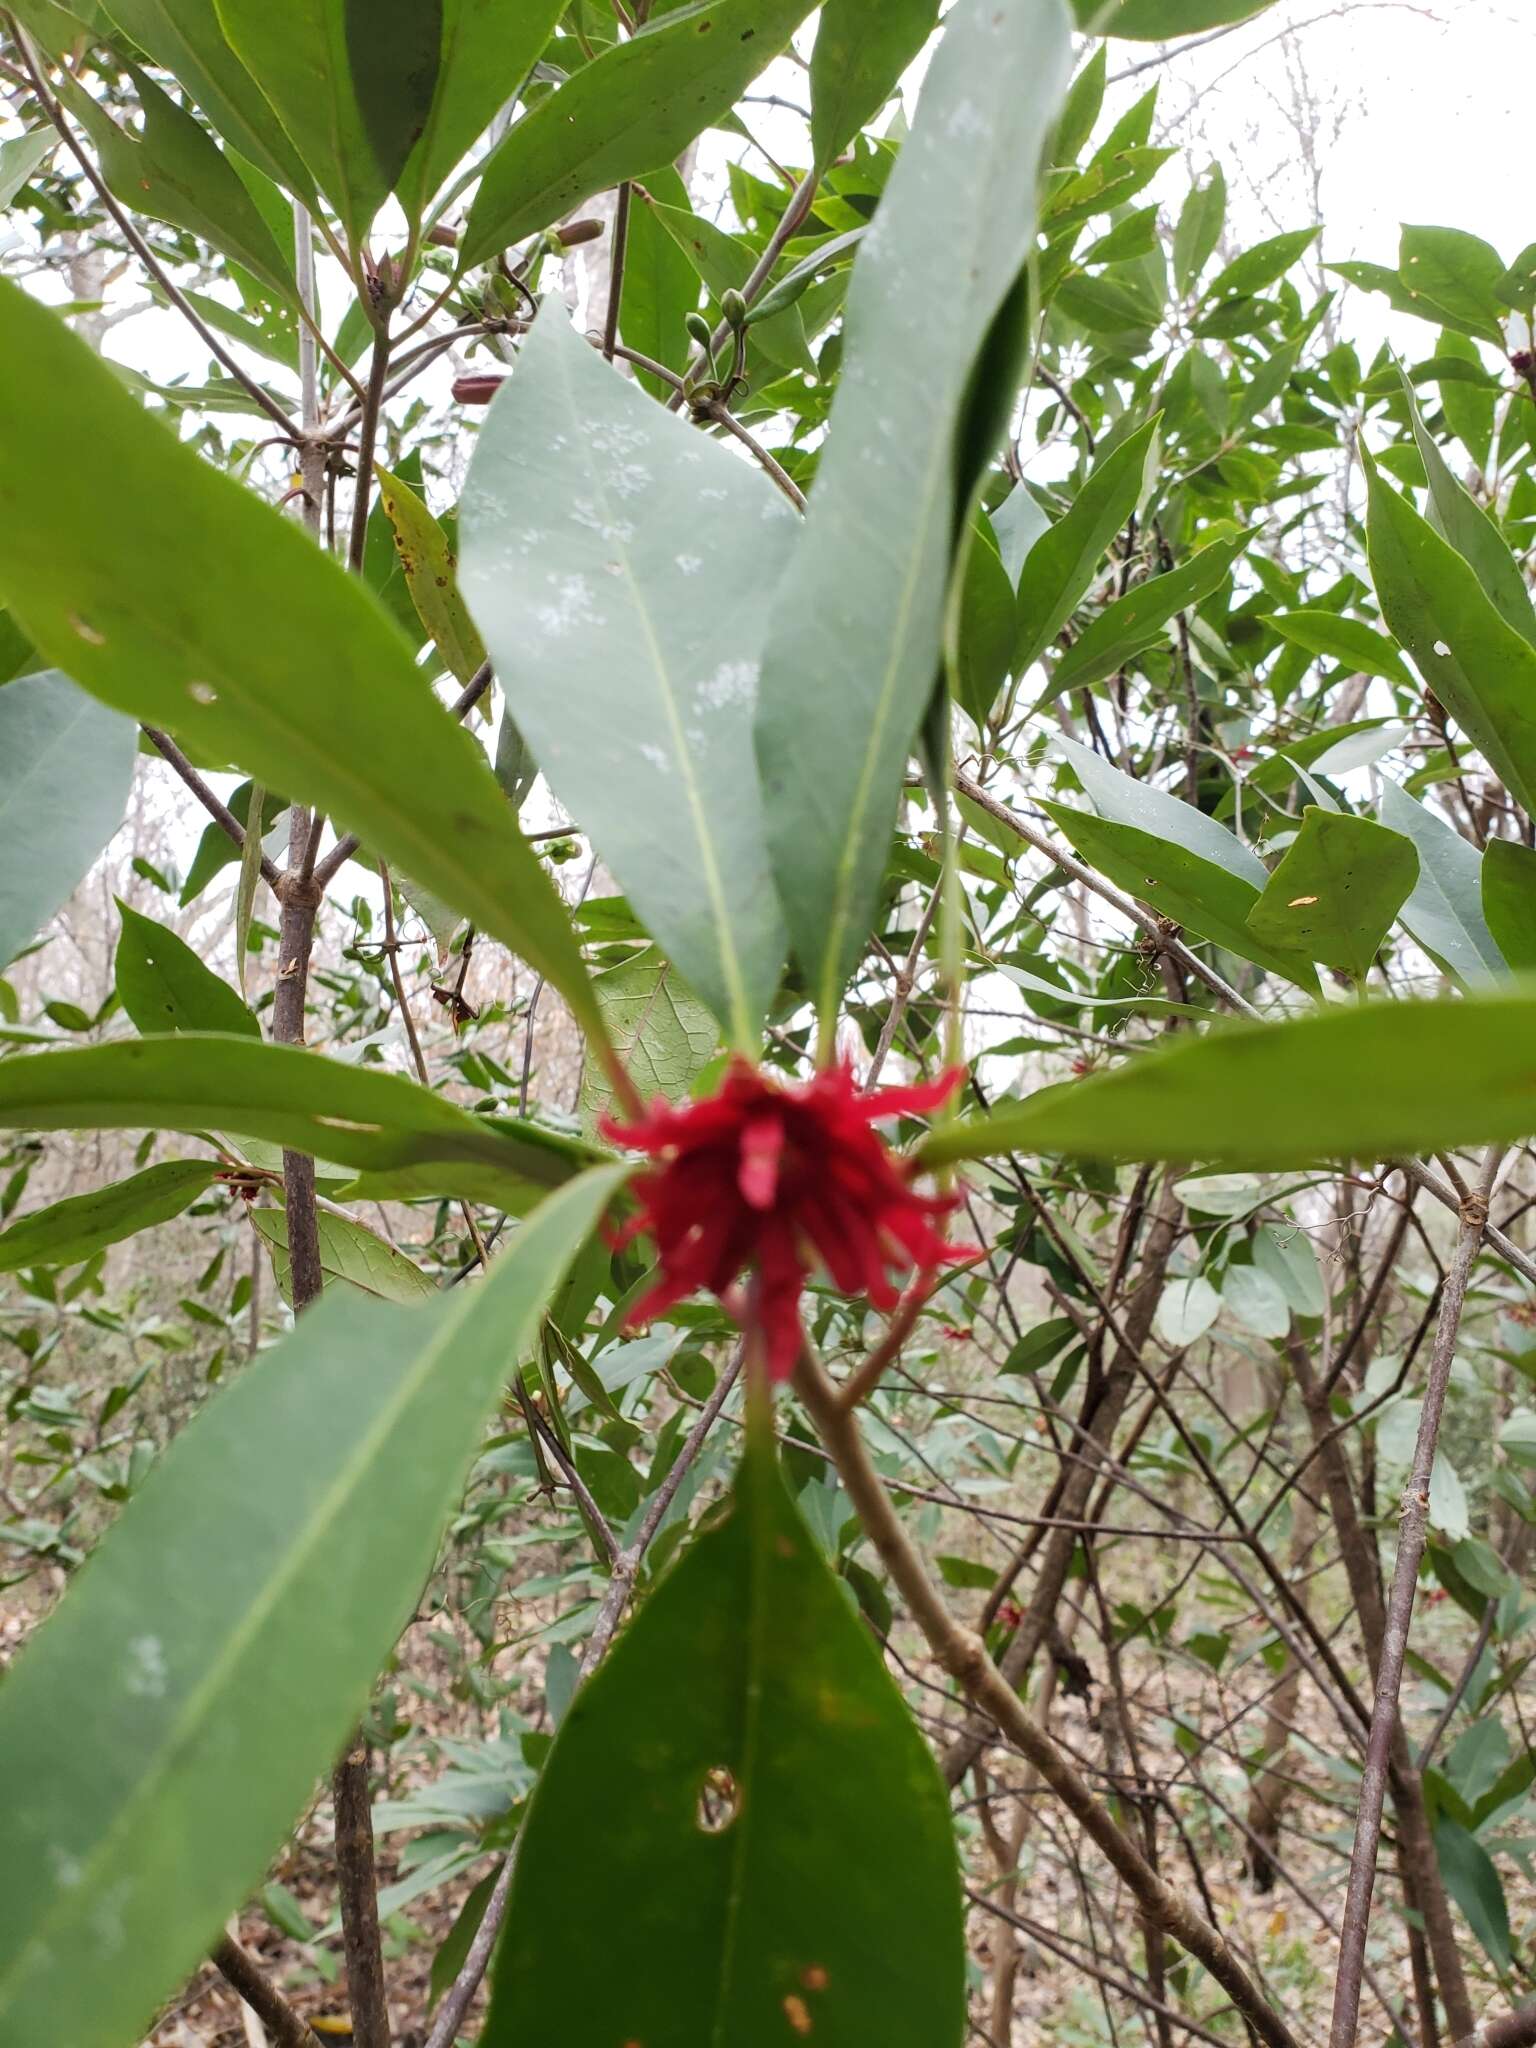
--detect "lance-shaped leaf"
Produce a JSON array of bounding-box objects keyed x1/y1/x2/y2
[
  {"x1": 374, "y1": 464, "x2": 485, "y2": 686},
  {"x1": 460, "y1": 0, "x2": 816, "y2": 272},
  {"x1": 485, "y1": 1426, "x2": 964, "y2": 2047},
  {"x1": 0, "y1": 669, "x2": 137, "y2": 972},
  {"x1": 1365, "y1": 446, "x2": 1536, "y2": 817},
  {"x1": 101, "y1": 0, "x2": 316, "y2": 202},
  {"x1": 920, "y1": 991, "x2": 1536, "y2": 1172},
  {"x1": 1483, "y1": 839, "x2": 1536, "y2": 973},
  {"x1": 1044, "y1": 528, "x2": 1249, "y2": 698},
  {"x1": 809, "y1": 0, "x2": 939, "y2": 172},
  {"x1": 1377, "y1": 779, "x2": 1504, "y2": 987},
  {"x1": 0, "y1": 280, "x2": 608, "y2": 1059},
  {"x1": 1245, "y1": 809, "x2": 1418, "y2": 980},
  {"x1": 754, "y1": 0, "x2": 1073, "y2": 1031},
  {"x1": 1054, "y1": 732, "x2": 1267, "y2": 885},
  {"x1": 0, "y1": 1037, "x2": 603, "y2": 1213},
  {"x1": 114, "y1": 900, "x2": 259, "y2": 1037},
  {"x1": 214, "y1": 0, "x2": 441, "y2": 247},
  {"x1": 1262, "y1": 609, "x2": 1413, "y2": 688},
  {"x1": 461, "y1": 307, "x2": 794, "y2": 1044},
  {"x1": 1014, "y1": 416, "x2": 1161, "y2": 673},
  {"x1": 0, "y1": 1159, "x2": 219, "y2": 1273},
  {"x1": 0, "y1": 1164, "x2": 625, "y2": 2048},
  {"x1": 396, "y1": 0, "x2": 564, "y2": 222}
]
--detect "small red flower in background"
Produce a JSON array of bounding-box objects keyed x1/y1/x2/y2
[{"x1": 600, "y1": 1059, "x2": 973, "y2": 1381}]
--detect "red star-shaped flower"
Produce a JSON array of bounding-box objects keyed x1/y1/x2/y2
[{"x1": 601, "y1": 1059, "x2": 972, "y2": 1379}]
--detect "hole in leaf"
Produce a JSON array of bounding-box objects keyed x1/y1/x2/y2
[{"x1": 695, "y1": 1765, "x2": 740, "y2": 1834}]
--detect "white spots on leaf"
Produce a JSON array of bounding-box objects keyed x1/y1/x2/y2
[
  {"x1": 700, "y1": 486, "x2": 728, "y2": 503},
  {"x1": 1433, "y1": 639, "x2": 1451, "y2": 658},
  {"x1": 945, "y1": 98, "x2": 989, "y2": 141},
  {"x1": 638, "y1": 742, "x2": 671, "y2": 774},
  {"x1": 610, "y1": 462, "x2": 653, "y2": 500},
  {"x1": 696, "y1": 659, "x2": 760, "y2": 712},
  {"x1": 675, "y1": 553, "x2": 703, "y2": 577},
  {"x1": 50, "y1": 1847, "x2": 83, "y2": 1891},
  {"x1": 533, "y1": 573, "x2": 601, "y2": 640},
  {"x1": 590, "y1": 417, "x2": 647, "y2": 459},
  {"x1": 571, "y1": 498, "x2": 635, "y2": 546},
  {"x1": 124, "y1": 1634, "x2": 168, "y2": 1699},
  {"x1": 187, "y1": 681, "x2": 217, "y2": 706}
]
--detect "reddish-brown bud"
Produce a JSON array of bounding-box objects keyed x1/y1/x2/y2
[{"x1": 452, "y1": 372, "x2": 506, "y2": 406}]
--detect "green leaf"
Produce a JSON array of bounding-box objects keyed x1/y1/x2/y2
[
  {"x1": 1400, "y1": 226, "x2": 1507, "y2": 345},
  {"x1": 1220, "y1": 1263, "x2": 1289, "y2": 1340},
  {"x1": 648, "y1": 199, "x2": 817, "y2": 375},
  {"x1": 1377, "y1": 780, "x2": 1504, "y2": 987},
  {"x1": 0, "y1": 1159, "x2": 218, "y2": 1273},
  {"x1": 1206, "y1": 228, "x2": 1317, "y2": 301},
  {"x1": 460, "y1": 0, "x2": 815, "y2": 272},
  {"x1": 0, "y1": 1037, "x2": 604, "y2": 1213},
  {"x1": 483, "y1": 1427, "x2": 964, "y2": 2047},
  {"x1": 1365, "y1": 445, "x2": 1536, "y2": 818},
  {"x1": 0, "y1": 280, "x2": 607, "y2": 1059},
  {"x1": 579, "y1": 950, "x2": 718, "y2": 1129},
  {"x1": 114, "y1": 900, "x2": 259, "y2": 1038},
  {"x1": 252, "y1": 1205, "x2": 436, "y2": 1305},
  {"x1": 100, "y1": 0, "x2": 316, "y2": 201},
  {"x1": 617, "y1": 161, "x2": 699, "y2": 398},
  {"x1": 214, "y1": 0, "x2": 441, "y2": 247},
  {"x1": 809, "y1": 0, "x2": 939, "y2": 170},
  {"x1": 1434, "y1": 1817, "x2": 1512, "y2": 1972},
  {"x1": 180, "y1": 780, "x2": 285, "y2": 907},
  {"x1": 0, "y1": 669, "x2": 137, "y2": 972},
  {"x1": 0, "y1": 1164, "x2": 624, "y2": 2048},
  {"x1": 755, "y1": 0, "x2": 1074, "y2": 1031},
  {"x1": 920, "y1": 990, "x2": 1536, "y2": 1172},
  {"x1": 56, "y1": 66, "x2": 295, "y2": 307},
  {"x1": 1482, "y1": 840, "x2": 1536, "y2": 973},
  {"x1": 1172, "y1": 165, "x2": 1225, "y2": 293},
  {"x1": 1078, "y1": 0, "x2": 1276, "y2": 34},
  {"x1": 374, "y1": 465, "x2": 485, "y2": 686},
  {"x1": 1015, "y1": 417, "x2": 1161, "y2": 672},
  {"x1": 1262, "y1": 610, "x2": 1412, "y2": 688},
  {"x1": 1054, "y1": 731, "x2": 1267, "y2": 887},
  {"x1": 1045, "y1": 529, "x2": 1249, "y2": 697},
  {"x1": 953, "y1": 519, "x2": 1015, "y2": 732},
  {"x1": 1245, "y1": 809, "x2": 1418, "y2": 980},
  {"x1": 460, "y1": 306, "x2": 794, "y2": 1044},
  {"x1": 397, "y1": 0, "x2": 564, "y2": 221},
  {"x1": 0, "y1": 129, "x2": 56, "y2": 210}
]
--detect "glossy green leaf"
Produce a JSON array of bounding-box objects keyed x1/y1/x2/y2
[
  {"x1": 1481, "y1": 839, "x2": 1536, "y2": 973},
  {"x1": 252, "y1": 1205, "x2": 436, "y2": 1305},
  {"x1": 1046, "y1": 529, "x2": 1249, "y2": 698},
  {"x1": 460, "y1": 0, "x2": 815, "y2": 272},
  {"x1": 1365, "y1": 446, "x2": 1536, "y2": 817},
  {"x1": 0, "y1": 669, "x2": 137, "y2": 972},
  {"x1": 484, "y1": 1426, "x2": 964, "y2": 2047},
  {"x1": 0, "y1": 1037, "x2": 603, "y2": 1213},
  {"x1": 214, "y1": 0, "x2": 441, "y2": 248},
  {"x1": 1377, "y1": 780, "x2": 1504, "y2": 987},
  {"x1": 114, "y1": 900, "x2": 259, "y2": 1037},
  {"x1": 579, "y1": 949, "x2": 718, "y2": 1129},
  {"x1": 920, "y1": 990, "x2": 1536, "y2": 1172},
  {"x1": 101, "y1": 0, "x2": 316, "y2": 200},
  {"x1": 809, "y1": 0, "x2": 938, "y2": 170},
  {"x1": 1077, "y1": 0, "x2": 1276, "y2": 34},
  {"x1": 1434, "y1": 1817, "x2": 1512, "y2": 1972},
  {"x1": 397, "y1": 0, "x2": 564, "y2": 220},
  {"x1": 1206, "y1": 229, "x2": 1317, "y2": 301},
  {"x1": 0, "y1": 1164, "x2": 624, "y2": 2048},
  {"x1": 0, "y1": 129, "x2": 55, "y2": 210},
  {"x1": 57, "y1": 66, "x2": 295, "y2": 307},
  {"x1": 1245, "y1": 809, "x2": 1418, "y2": 979},
  {"x1": 1400, "y1": 226, "x2": 1507, "y2": 345},
  {"x1": 1042, "y1": 801, "x2": 1317, "y2": 987},
  {"x1": 755, "y1": 0, "x2": 1074, "y2": 1030},
  {"x1": 1015, "y1": 418, "x2": 1161, "y2": 673},
  {"x1": 0, "y1": 279, "x2": 607, "y2": 1057},
  {"x1": 1262, "y1": 610, "x2": 1412, "y2": 688},
  {"x1": 0, "y1": 1159, "x2": 218, "y2": 1273},
  {"x1": 461, "y1": 305, "x2": 795, "y2": 1044},
  {"x1": 374, "y1": 464, "x2": 485, "y2": 686}
]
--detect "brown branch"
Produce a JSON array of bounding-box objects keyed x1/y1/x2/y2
[
  {"x1": 211, "y1": 1935, "x2": 325, "y2": 2048},
  {"x1": 143, "y1": 726, "x2": 282, "y2": 889}
]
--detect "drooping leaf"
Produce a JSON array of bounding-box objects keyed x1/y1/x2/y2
[
  {"x1": 618, "y1": 161, "x2": 699, "y2": 399},
  {"x1": 180, "y1": 780, "x2": 286, "y2": 907},
  {"x1": 1262, "y1": 610, "x2": 1413, "y2": 688},
  {"x1": 0, "y1": 1159, "x2": 218, "y2": 1273},
  {"x1": 1172, "y1": 165, "x2": 1225, "y2": 293},
  {"x1": 461, "y1": 305, "x2": 794, "y2": 1045},
  {"x1": 1245, "y1": 809, "x2": 1418, "y2": 979},
  {"x1": 396, "y1": 0, "x2": 564, "y2": 221},
  {"x1": 1366, "y1": 446, "x2": 1536, "y2": 818},
  {"x1": 1377, "y1": 780, "x2": 1504, "y2": 987},
  {"x1": 809, "y1": 0, "x2": 939, "y2": 170},
  {"x1": 0, "y1": 1165, "x2": 624, "y2": 2048},
  {"x1": 755, "y1": 0, "x2": 1074, "y2": 1030},
  {"x1": 114, "y1": 899, "x2": 259, "y2": 1037},
  {"x1": 1015, "y1": 418, "x2": 1162, "y2": 674},
  {"x1": 1482, "y1": 839, "x2": 1536, "y2": 973},
  {"x1": 214, "y1": 0, "x2": 441, "y2": 246},
  {"x1": 920, "y1": 990, "x2": 1536, "y2": 1172},
  {"x1": 0, "y1": 280, "x2": 608, "y2": 1059},
  {"x1": 1434, "y1": 1817, "x2": 1513, "y2": 1972},
  {"x1": 0, "y1": 1037, "x2": 605, "y2": 1213},
  {"x1": 0, "y1": 669, "x2": 137, "y2": 972},
  {"x1": 1054, "y1": 732, "x2": 1268, "y2": 886},
  {"x1": 374, "y1": 464, "x2": 485, "y2": 686},
  {"x1": 460, "y1": 0, "x2": 816, "y2": 272},
  {"x1": 483, "y1": 1426, "x2": 965, "y2": 2048},
  {"x1": 1045, "y1": 529, "x2": 1249, "y2": 698},
  {"x1": 252, "y1": 1205, "x2": 437, "y2": 1305}
]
